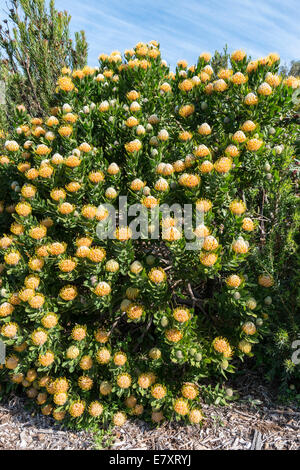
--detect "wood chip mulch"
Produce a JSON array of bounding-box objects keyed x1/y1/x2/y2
[{"x1": 0, "y1": 374, "x2": 299, "y2": 450}]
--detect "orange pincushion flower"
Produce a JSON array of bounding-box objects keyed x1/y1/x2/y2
[
  {"x1": 162, "y1": 227, "x2": 182, "y2": 242},
  {"x1": 59, "y1": 258, "x2": 77, "y2": 272},
  {"x1": 199, "y1": 160, "x2": 213, "y2": 174},
  {"x1": 113, "y1": 351, "x2": 127, "y2": 366},
  {"x1": 79, "y1": 142, "x2": 92, "y2": 153},
  {"x1": 28, "y1": 293, "x2": 45, "y2": 309},
  {"x1": 31, "y1": 329, "x2": 48, "y2": 346},
  {"x1": 126, "y1": 90, "x2": 140, "y2": 101},
  {"x1": 173, "y1": 160, "x2": 185, "y2": 172},
  {"x1": 88, "y1": 247, "x2": 106, "y2": 263},
  {"x1": 25, "y1": 168, "x2": 39, "y2": 180},
  {"x1": 59, "y1": 285, "x2": 78, "y2": 301},
  {"x1": 10, "y1": 294, "x2": 21, "y2": 306},
  {"x1": 178, "y1": 173, "x2": 200, "y2": 188},
  {"x1": 160, "y1": 82, "x2": 172, "y2": 93},
  {"x1": 231, "y1": 72, "x2": 247, "y2": 85},
  {"x1": 138, "y1": 373, "x2": 154, "y2": 389},
  {"x1": 196, "y1": 199, "x2": 212, "y2": 213},
  {"x1": 46, "y1": 116, "x2": 59, "y2": 126},
  {"x1": 200, "y1": 252, "x2": 218, "y2": 266},
  {"x1": 16, "y1": 201, "x2": 32, "y2": 217},
  {"x1": 78, "y1": 355, "x2": 92, "y2": 370},
  {"x1": 244, "y1": 93, "x2": 258, "y2": 106},
  {"x1": 198, "y1": 123, "x2": 211, "y2": 135},
  {"x1": 229, "y1": 200, "x2": 246, "y2": 215},
  {"x1": 258, "y1": 82, "x2": 272, "y2": 96},
  {"x1": 226, "y1": 274, "x2": 242, "y2": 288},
  {"x1": 19, "y1": 288, "x2": 34, "y2": 302},
  {"x1": 242, "y1": 322, "x2": 257, "y2": 335},
  {"x1": 126, "y1": 303, "x2": 144, "y2": 321},
  {"x1": 202, "y1": 235, "x2": 218, "y2": 251},
  {"x1": 151, "y1": 384, "x2": 167, "y2": 399},
  {"x1": 35, "y1": 245, "x2": 48, "y2": 257},
  {"x1": 173, "y1": 307, "x2": 190, "y2": 323},
  {"x1": 95, "y1": 328, "x2": 110, "y2": 343},
  {"x1": 69, "y1": 401, "x2": 85, "y2": 418},
  {"x1": 152, "y1": 410, "x2": 164, "y2": 423},
  {"x1": 165, "y1": 328, "x2": 183, "y2": 343},
  {"x1": 246, "y1": 139, "x2": 263, "y2": 151},
  {"x1": 65, "y1": 155, "x2": 81, "y2": 168},
  {"x1": 94, "y1": 281, "x2": 111, "y2": 297},
  {"x1": 194, "y1": 224, "x2": 210, "y2": 238},
  {"x1": 182, "y1": 383, "x2": 198, "y2": 399},
  {"x1": 89, "y1": 171, "x2": 105, "y2": 183},
  {"x1": 148, "y1": 267, "x2": 166, "y2": 284},
  {"x1": 1, "y1": 322, "x2": 18, "y2": 338},
  {"x1": 179, "y1": 79, "x2": 194, "y2": 92},
  {"x1": 5, "y1": 355, "x2": 19, "y2": 369},
  {"x1": 57, "y1": 76, "x2": 74, "y2": 92},
  {"x1": 258, "y1": 274, "x2": 274, "y2": 287},
  {"x1": 28, "y1": 257, "x2": 44, "y2": 271},
  {"x1": 0, "y1": 302, "x2": 14, "y2": 317},
  {"x1": 39, "y1": 351, "x2": 55, "y2": 367},
  {"x1": 130, "y1": 178, "x2": 145, "y2": 191},
  {"x1": 189, "y1": 409, "x2": 203, "y2": 424},
  {"x1": 10, "y1": 223, "x2": 24, "y2": 235},
  {"x1": 117, "y1": 373, "x2": 132, "y2": 389},
  {"x1": 99, "y1": 381, "x2": 112, "y2": 396},
  {"x1": 218, "y1": 68, "x2": 232, "y2": 79},
  {"x1": 125, "y1": 139, "x2": 142, "y2": 153},
  {"x1": 199, "y1": 51, "x2": 211, "y2": 62},
  {"x1": 65, "y1": 181, "x2": 81, "y2": 192},
  {"x1": 232, "y1": 237, "x2": 249, "y2": 254},
  {"x1": 142, "y1": 195, "x2": 159, "y2": 209},
  {"x1": 179, "y1": 104, "x2": 195, "y2": 117},
  {"x1": 41, "y1": 313, "x2": 58, "y2": 329},
  {"x1": 71, "y1": 325, "x2": 87, "y2": 341},
  {"x1": 63, "y1": 112, "x2": 78, "y2": 123},
  {"x1": 36, "y1": 144, "x2": 51, "y2": 156},
  {"x1": 214, "y1": 157, "x2": 232, "y2": 174},
  {"x1": 179, "y1": 131, "x2": 193, "y2": 141},
  {"x1": 88, "y1": 401, "x2": 103, "y2": 417},
  {"x1": 21, "y1": 184, "x2": 37, "y2": 198},
  {"x1": 4, "y1": 250, "x2": 21, "y2": 266},
  {"x1": 29, "y1": 225, "x2": 47, "y2": 240},
  {"x1": 241, "y1": 120, "x2": 256, "y2": 132},
  {"x1": 24, "y1": 275, "x2": 40, "y2": 290},
  {"x1": 78, "y1": 375, "x2": 93, "y2": 391},
  {"x1": 96, "y1": 347, "x2": 111, "y2": 364},
  {"x1": 81, "y1": 204, "x2": 97, "y2": 219},
  {"x1": 0, "y1": 235, "x2": 13, "y2": 249},
  {"x1": 213, "y1": 79, "x2": 227, "y2": 92},
  {"x1": 113, "y1": 411, "x2": 127, "y2": 426},
  {"x1": 76, "y1": 236, "x2": 93, "y2": 247},
  {"x1": 39, "y1": 164, "x2": 53, "y2": 178},
  {"x1": 233, "y1": 131, "x2": 246, "y2": 143},
  {"x1": 174, "y1": 398, "x2": 189, "y2": 415},
  {"x1": 193, "y1": 145, "x2": 210, "y2": 158},
  {"x1": 50, "y1": 188, "x2": 66, "y2": 201},
  {"x1": 58, "y1": 126, "x2": 73, "y2": 138},
  {"x1": 213, "y1": 337, "x2": 233, "y2": 357},
  {"x1": 242, "y1": 217, "x2": 254, "y2": 231},
  {"x1": 125, "y1": 116, "x2": 139, "y2": 127},
  {"x1": 49, "y1": 242, "x2": 66, "y2": 256},
  {"x1": 231, "y1": 50, "x2": 246, "y2": 62}
]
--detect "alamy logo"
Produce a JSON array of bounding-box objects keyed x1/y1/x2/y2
[
  {"x1": 95, "y1": 197, "x2": 205, "y2": 250},
  {"x1": 291, "y1": 334, "x2": 300, "y2": 365},
  {"x1": 0, "y1": 340, "x2": 5, "y2": 364}
]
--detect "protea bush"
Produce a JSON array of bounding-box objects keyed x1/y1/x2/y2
[{"x1": 0, "y1": 41, "x2": 299, "y2": 428}]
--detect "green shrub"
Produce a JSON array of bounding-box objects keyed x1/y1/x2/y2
[{"x1": 0, "y1": 42, "x2": 299, "y2": 428}]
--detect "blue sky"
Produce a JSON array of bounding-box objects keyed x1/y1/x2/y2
[{"x1": 2, "y1": 0, "x2": 300, "y2": 68}]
